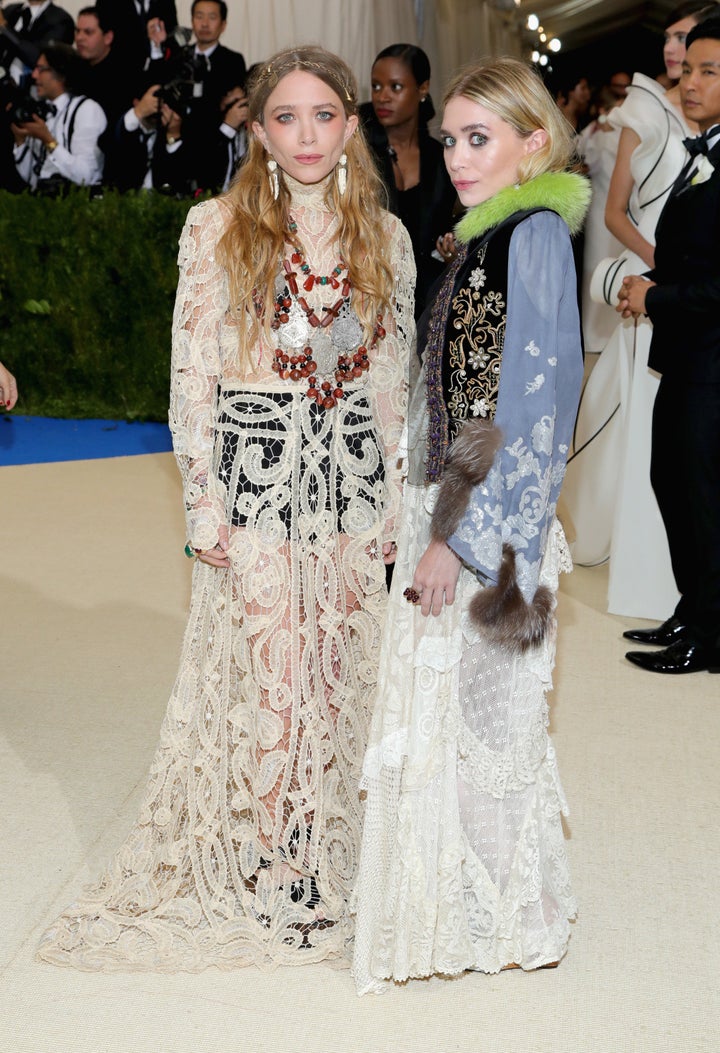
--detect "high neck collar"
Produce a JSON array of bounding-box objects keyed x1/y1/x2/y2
[{"x1": 283, "y1": 171, "x2": 335, "y2": 211}]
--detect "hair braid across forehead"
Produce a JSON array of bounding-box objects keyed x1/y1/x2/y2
[{"x1": 249, "y1": 46, "x2": 357, "y2": 124}]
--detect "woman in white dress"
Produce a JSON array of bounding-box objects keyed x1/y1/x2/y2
[
  {"x1": 352, "y1": 57, "x2": 589, "y2": 994},
  {"x1": 563, "y1": 2, "x2": 716, "y2": 620},
  {"x1": 577, "y1": 87, "x2": 624, "y2": 354},
  {"x1": 38, "y1": 47, "x2": 415, "y2": 971}
]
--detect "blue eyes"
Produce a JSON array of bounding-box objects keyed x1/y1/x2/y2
[
  {"x1": 275, "y1": 111, "x2": 335, "y2": 124},
  {"x1": 441, "y1": 133, "x2": 488, "y2": 148}
]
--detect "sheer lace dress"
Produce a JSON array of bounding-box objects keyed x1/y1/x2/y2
[{"x1": 38, "y1": 177, "x2": 415, "y2": 971}]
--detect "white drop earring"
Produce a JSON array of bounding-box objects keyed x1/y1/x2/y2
[
  {"x1": 337, "y1": 153, "x2": 347, "y2": 196},
  {"x1": 267, "y1": 157, "x2": 279, "y2": 200}
]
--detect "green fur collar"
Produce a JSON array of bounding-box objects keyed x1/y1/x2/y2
[{"x1": 454, "y1": 170, "x2": 591, "y2": 244}]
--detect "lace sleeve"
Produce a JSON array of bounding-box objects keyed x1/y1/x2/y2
[
  {"x1": 367, "y1": 214, "x2": 416, "y2": 544},
  {"x1": 169, "y1": 199, "x2": 228, "y2": 551}
]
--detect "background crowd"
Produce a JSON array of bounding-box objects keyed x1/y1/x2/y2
[{"x1": 0, "y1": 0, "x2": 248, "y2": 196}]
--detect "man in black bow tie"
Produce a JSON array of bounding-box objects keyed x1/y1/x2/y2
[{"x1": 617, "y1": 17, "x2": 720, "y2": 675}]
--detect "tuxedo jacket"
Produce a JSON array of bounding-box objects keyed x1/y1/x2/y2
[
  {"x1": 95, "y1": 0, "x2": 177, "y2": 72},
  {"x1": 189, "y1": 44, "x2": 247, "y2": 110},
  {"x1": 104, "y1": 117, "x2": 192, "y2": 195},
  {"x1": 3, "y1": 2, "x2": 74, "y2": 55},
  {"x1": 645, "y1": 139, "x2": 720, "y2": 383}
]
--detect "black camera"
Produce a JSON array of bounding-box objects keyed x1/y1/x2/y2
[
  {"x1": 154, "y1": 50, "x2": 208, "y2": 118},
  {"x1": 0, "y1": 71, "x2": 48, "y2": 124}
]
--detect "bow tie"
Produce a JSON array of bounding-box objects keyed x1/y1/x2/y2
[{"x1": 683, "y1": 133, "x2": 710, "y2": 157}]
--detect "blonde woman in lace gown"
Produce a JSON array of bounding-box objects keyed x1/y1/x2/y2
[
  {"x1": 352, "y1": 58, "x2": 589, "y2": 994},
  {"x1": 38, "y1": 47, "x2": 414, "y2": 971}
]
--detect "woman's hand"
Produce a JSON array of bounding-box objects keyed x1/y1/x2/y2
[
  {"x1": 435, "y1": 232, "x2": 458, "y2": 263},
  {"x1": 411, "y1": 539, "x2": 462, "y2": 617},
  {"x1": 196, "y1": 524, "x2": 230, "y2": 568},
  {"x1": 382, "y1": 540, "x2": 397, "y2": 565},
  {"x1": 0, "y1": 361, "x2": 18, "y2": 409}
]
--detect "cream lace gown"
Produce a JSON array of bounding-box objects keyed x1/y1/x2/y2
[{"x1": 38, "y1": 178, "x2": 415, "y2": 970}]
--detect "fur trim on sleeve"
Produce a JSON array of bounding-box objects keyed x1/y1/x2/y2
[
  {"x1": 469, "y1": 544, "x2": 554, "y2": 653},
  {"x1": 430, "y1": 419, "x2": 503, "y2": 542}
]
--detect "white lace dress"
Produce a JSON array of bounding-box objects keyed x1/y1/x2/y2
[
  {"x1": 563, "y1": 74, "x2": 687, "y2": 619},
  {"x1": 38, "y1": 178, "x2": 415, "y2": 971},
  {"x1": 352, "y1": 488, "x2": 575, "y2": 995}
]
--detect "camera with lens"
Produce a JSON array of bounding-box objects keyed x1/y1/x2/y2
[
  {"x1": 154, "y1": 50, "x2": 208, "y2": 119},
  {"x1": 0, "y1": 70, "x2": 50, "y2": 124}
]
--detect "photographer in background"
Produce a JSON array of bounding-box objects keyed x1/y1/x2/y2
[
  {"x1": 11, "y1": 42, "x2": 106, "y2": 194},
  {"x1": 104, "y1": 80, "x2": 190, "y2": 194},
  {"x1": 190, "y1": 80, "x2": 248, "y2": 194}
]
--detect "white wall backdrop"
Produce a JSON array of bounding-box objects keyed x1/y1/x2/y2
[{"x1": 31, "y1": 0, "x2": 522, "y2": 103}]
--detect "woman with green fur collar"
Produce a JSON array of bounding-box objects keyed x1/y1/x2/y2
[{"x1": 353, "y1": 58, "x2": 589, "y2": 993}]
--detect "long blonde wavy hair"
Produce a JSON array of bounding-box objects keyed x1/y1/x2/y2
[
  {"x1": 217, "y1": 46, "x2": 395, "y2": 360},
  {"x1": 443, "y1": 57, "x2": 577, "y2": 182}
]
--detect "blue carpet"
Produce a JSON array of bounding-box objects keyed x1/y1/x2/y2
[{"x1": 0, "y1": 415, "x2": 173, "y2": 466}]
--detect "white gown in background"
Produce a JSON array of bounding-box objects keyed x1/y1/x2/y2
[
  {"x1": 563, "y1": 73, "x2": 688, "y2": 620},
  {"x1": 578, "y1": 118, "x2": 623, "y2": 354}
]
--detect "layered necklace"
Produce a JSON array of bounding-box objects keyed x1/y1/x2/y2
[{"x1": 262, "y1": 218, "x2": 386, "y2": 411}]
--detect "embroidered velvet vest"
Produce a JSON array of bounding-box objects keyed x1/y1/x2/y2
[{"x1": 421, "y1": 207, "x2": 552, "y2": 482}]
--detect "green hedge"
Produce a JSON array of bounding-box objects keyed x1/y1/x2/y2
[{"x1": 0, "y1": 188, "x2": 195, "y2": 420}]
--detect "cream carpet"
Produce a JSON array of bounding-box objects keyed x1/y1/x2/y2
[{"x1": 1, "y1": 453, "x2": 718, "y2": 1053}]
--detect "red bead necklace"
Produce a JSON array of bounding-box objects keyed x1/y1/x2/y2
[{"x1": 267, "y1": 225, "x2": 386, "y2": 411}]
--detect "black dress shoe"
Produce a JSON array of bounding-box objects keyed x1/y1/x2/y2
[
  {"x1": 625, "y1": 639, "x2": 720, "y2": 674},
  {"x1": 622, "y1": 616, "x2": 687, "y2": 647}
]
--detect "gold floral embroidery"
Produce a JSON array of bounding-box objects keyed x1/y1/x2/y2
[{"x1": 446, "y1": 246, "x2": 505, "y2": 437}]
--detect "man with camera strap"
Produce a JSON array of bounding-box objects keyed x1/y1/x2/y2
[{"x1": 11, "y1": 42, "x2": 106, "y2": 194}]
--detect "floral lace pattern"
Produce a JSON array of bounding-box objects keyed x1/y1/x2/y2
[
  {"x1": 38, "y1": 182, "x2": 415, "y2": 971},
  {"x1": 352, "y1": 483, "x2": 576, "y2": 994}
]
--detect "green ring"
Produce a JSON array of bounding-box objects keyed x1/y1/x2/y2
[{"x1": 184, "y1": 543, "x2": 196, "y2": 559}]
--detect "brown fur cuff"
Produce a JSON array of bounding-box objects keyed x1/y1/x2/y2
[
  {"x1": 430, "y1": 419, "x2": 503, "y2": 542},
  {"x1": 469, "y1": 544, "x2": 554, "y2": 654}
]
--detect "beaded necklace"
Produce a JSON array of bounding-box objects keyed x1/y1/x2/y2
[{"x1": 264, "y1": 219, "x2": 386, "y2": 410}]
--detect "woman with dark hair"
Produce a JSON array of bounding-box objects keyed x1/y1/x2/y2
[{"x1": 361, "y1": 43, "x2": 458, "y2": 316}]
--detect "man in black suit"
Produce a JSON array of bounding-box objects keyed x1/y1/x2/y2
[
  {"x1": 184, "y1": 0, "x2": 245, "y2": 115},
  {"x1": 620, "y1": 17, "x2": 720, "y2": 675},
  {"x1": 94, "y1": 0, "x2": 177, "y2": 75},
  {"x1": 1, "y1": 1, "x2": 73, "y2": 48},
  {"x1": 0, "y1": 1, "x2": 74, "y2": 76},
  {"x1": 75, "y1": 6, "x2": 135, "y2": 131}
]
